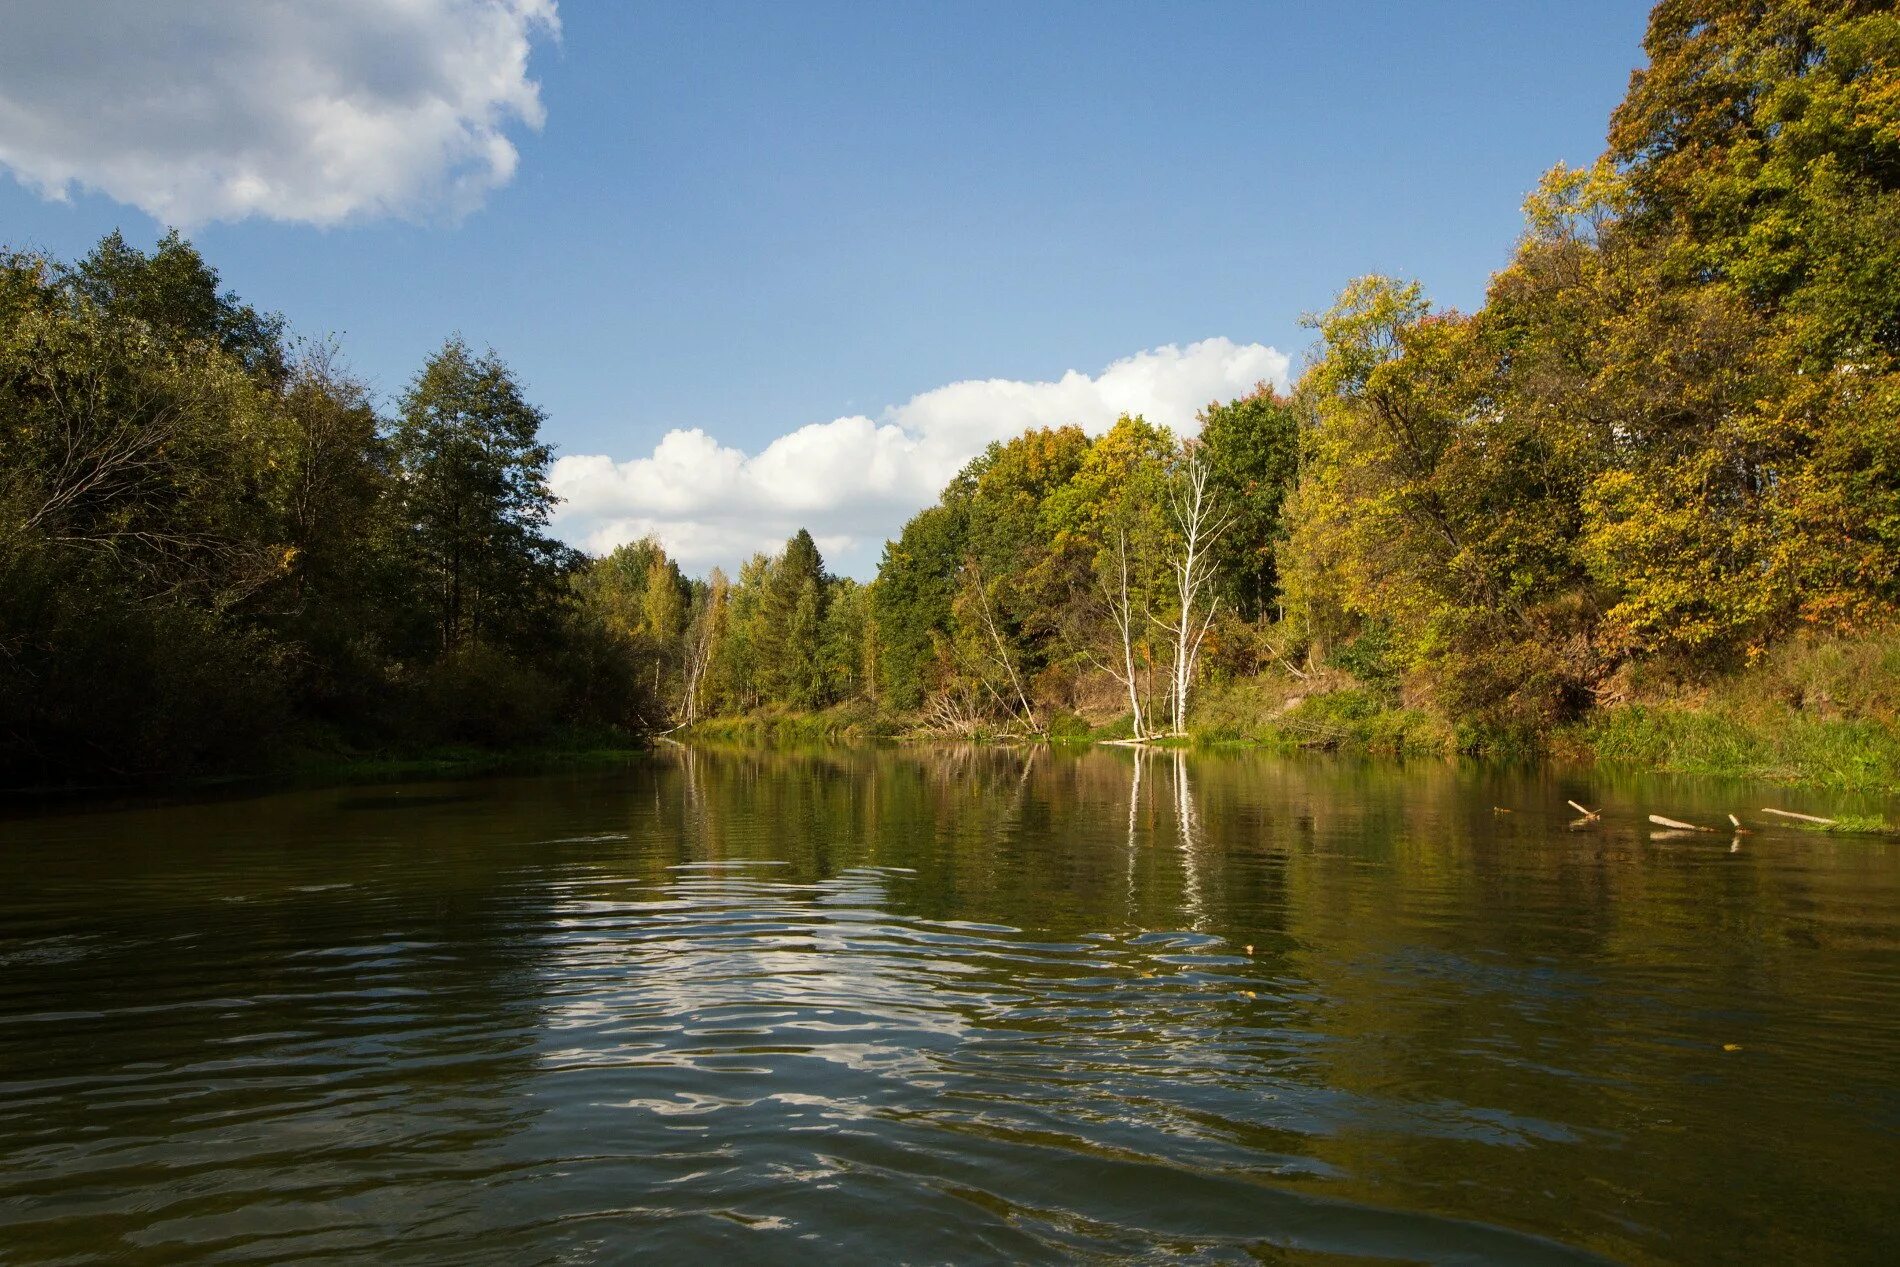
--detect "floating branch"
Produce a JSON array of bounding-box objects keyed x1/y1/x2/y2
[
  {"x1": 1567, "y1": 800, "x2": 1600, "y2": 820},
  {"x1": 1761, "y1": 808, "x2": 1835, "y2": 826},
  {"x1": 1649, "y1": 814, "x2": 1713, "y2": 832}
]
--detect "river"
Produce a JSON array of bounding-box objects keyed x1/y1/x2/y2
[{"x1": 1, "y1": 747, "x2": 1895, "y2": 1264}]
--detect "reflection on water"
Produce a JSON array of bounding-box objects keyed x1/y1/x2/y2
[{"x1": 1, "y1": 747, "x2": 1896, "y2": 1264}]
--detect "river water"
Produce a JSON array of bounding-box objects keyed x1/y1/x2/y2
[{"x1": 1, "y1": 747, "x2": 1895, "y2": 1264}]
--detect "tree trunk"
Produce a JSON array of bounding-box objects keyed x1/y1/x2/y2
[{"x1": 1165, "y1": 450, "x2": 1230, "y2": 736}]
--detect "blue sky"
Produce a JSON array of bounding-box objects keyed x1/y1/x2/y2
[{"x1": 0, "y1": 1, "x2": 1656, "y2": 574}]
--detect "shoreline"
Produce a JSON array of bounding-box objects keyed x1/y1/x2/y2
[
  {"x1": 8, "y1": 696, "x2": 1896, "y2": 810},
  {"x1": 672, "y1": 690, "x2": 1900, "y2": 796}
]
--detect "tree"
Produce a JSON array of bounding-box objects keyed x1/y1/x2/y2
[
  {"x1": 67, "y1": 230, "x2": 286, "y2": 379},
  {"x1": 759, "y1": 529, "x2": 830, "y2": 709},
  {"x1": 1197, "y1": 386, "x2": 1301, "y2": 621},
  {"x1": 873, "y1": 504, "x2": 966, "y2": 710},
  {"x1": 820, "y1": 577, "x2": 873, "y2": 704},
  {"x1": 390, "y1": 338, "x2": 564, "y2": 652},
  {"x1": 951, "y1": 559, "x2": 1038, "y2": 731},
  {"x1": 641, "y1": 554, "x2": 687, "y2": 697},
  {"x1": 682, "y1": 569, "x2": 728, "y2": 723},
  {"x1": 1097, "y1": 527, "x2": 1149, "y2": 738},
  {"x1": 716, "y1": 553, "x2": 773, "y2": 711},
  {"x1": 1043, "y1": 416, "x2": 1176, "y2": 737},
  {"x1": 1161, "y1": 446, "x2": 1231, "y2": 735}
]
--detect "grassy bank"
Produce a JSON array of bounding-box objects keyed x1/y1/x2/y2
[
  {"x1": 1171, "y1": 631, "x2": 1900, "y2": 792},
  {"x1": 1186, "y1": 677, "x2": 1456, "y2": 758},
  {"x1": 0, "y1": 729, "x2": 652, "y2": 804},
  {"x1": 666, "y1": 633, "x2": 1900, "y2": 794},
  {"x1": 678, "y1": 701, "x2": 898, "y2": 747},
  {"x1": 1563, "y1": 706, "x2": 1900, "y2": 791},
  {"x1": 1554, "y1": 632, "x2": 1900, "y2": 792},
  {"x1": 676, "y1": 694, "x2": 1899, "y2": 791}
]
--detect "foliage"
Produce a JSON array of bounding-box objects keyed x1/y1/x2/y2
[
  {"x1": 390, "y1": 338, "x2": 569, "y2": 653},
  {"x1": 0, "y1": 234, "x2": 652, "y2": 784},
  {"x1": 1197, "y1": 386, "x2": 1302, "y2": 622},
  {"x1": 1279, "y1": 0, "x2": 1900, "y2": 742},
  {"x1": 7, "y1": 2, "x2": 1897, "y2": 787}
]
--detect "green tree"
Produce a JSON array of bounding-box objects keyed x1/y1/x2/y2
[
  {"x1": 1197, "y1": 387, "x2": 1301, "y2": 621},
  {"x1": 67, "y1": 229, "x2": 286, "y2": 379},
  {"x1": 873, "y1": 505, "x2": 966, "y2": 711},
  {"x1": 716, "y1": 552, "x2": 773, "y2": 711},
  {"x1": 819, "y1": 578, "x2": 874, "y2": 704},
  {"x1": 390, "y1": 338, "x2": 566, "y2": 653},
  {"x1": 757, "y1": 529, "x2": 831, "y2": 709}
]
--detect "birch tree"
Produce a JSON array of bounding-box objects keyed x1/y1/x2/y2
[
  {"x1": 681, "y1": 568, "x2": 727, "y2": 723},
  {"x1": 1096, "y1": 528, "x2": 1147, "y2": 739},
  {"x1": 1161, "y1": 446, "x2": 1232, "y2": 735}
]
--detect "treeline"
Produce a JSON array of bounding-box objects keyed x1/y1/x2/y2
[
  {"x1": 8, "y1": 0, "x2": 1895, "y2": 778},
  {"x1": 1281, "y1": 0, "x2": 1897, "y2": 733},
  {"x1": 606, "y1": 398, "x2": 1295, "y2": 739},
  {"x1": 572, "y1": 528, "x2": 873, "y2": 723},
  {"x1": 653, "y1": 0, "x2": 1899, "y2": 746},
  {"x1": 1, "y1": 233, "x2": 656, "y2": 783}
]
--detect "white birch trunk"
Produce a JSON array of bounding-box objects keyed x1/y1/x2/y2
[{"x1": 1164, "y1": 449, "x2": 1230, "y2": 736}]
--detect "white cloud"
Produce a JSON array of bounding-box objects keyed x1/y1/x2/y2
[
  {"x1": 0, "y1": 0, "x2": 558, "y2": 226},
  {"x1": 552, "y1": 337, "x2": 1291, "y2": 578}
]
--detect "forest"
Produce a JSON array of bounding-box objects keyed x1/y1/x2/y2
[{"x1": 3, "y1": 0, "x2": 1896, "y2": 786}]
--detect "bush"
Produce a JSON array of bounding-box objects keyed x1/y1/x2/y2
[
  {"x1": 0, "y1": 581, "x2": 289, "y2": 782},
  {"x1": 1044, "y1": 708, "x2": 1094, "y2": 743},
  {"x1": 406, "y1": 643, "x2": 562, "y2": 748}
]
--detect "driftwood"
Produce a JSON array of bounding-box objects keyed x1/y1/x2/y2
[
  {"x1": 1567, "y1": 800, "x2": 1600, "y2": 820},
  {"x1": 1649, "y1": 814, "x2": 1713, "y2": 832},
  {"x1": 1761, "y1": 807, "x2": 1836, "y2": 826}
]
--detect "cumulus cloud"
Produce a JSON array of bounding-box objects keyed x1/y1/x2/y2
[
  {"x1": 552, "y1": 337, "x2": 1291, "y2": 577},
  {"x1": 0, "y1": 0, "x2": 559, "y2": 226}
]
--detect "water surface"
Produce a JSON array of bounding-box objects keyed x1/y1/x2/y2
[{"x1": 2, "y1": 747, "x2": 1896, "y2": 1263}]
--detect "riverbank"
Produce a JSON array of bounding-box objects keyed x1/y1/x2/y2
[
  {"x1": 1188, "y1": 682, "x2": 1900, "y2": 793},
  {"x1": 0, "y1": 729, "x2": 652, "y2": 802},
  {"x1": 284, "y1": 735, "x2": 651, "y2": 783},
  {"x1": 679, "y1": 632, "x2": 1900, "y2": 794}
]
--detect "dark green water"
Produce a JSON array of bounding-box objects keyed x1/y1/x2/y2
[{"x1": 1, "y1": 747, "x2": 1896, "y2": 1265}]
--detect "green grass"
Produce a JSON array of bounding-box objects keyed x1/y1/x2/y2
[
  {"x1": 1569, "y1": 628, "x2": 1900, "y2": 791},
  {"x1": 1186, "y1": 679, "x2": 1453, "y2": 757},
  {"x1": 1798, "y1": 814, "x2": 1900, "y2": 837},
  {"x1": 1577, "y1": 704, "x2": 1900, "y2": 792},
  {"x1": 680, "y1": 701, "x2": 897, "y2": 746}
]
